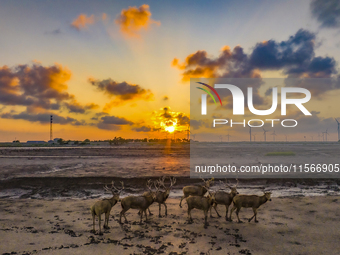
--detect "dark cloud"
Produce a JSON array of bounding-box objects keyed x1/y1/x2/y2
[
  {"x1": 1, "y1": 112, "x2": 85, "y2": 126},
  {"x1": 89, "y1": 78, "x2": 154, "y2": 110},
  {"x1": 190, "y1": 119, "x2": 210, "y2": 130},
  {"x1": 96, "y1": 115, "x2": 133, "y2": 130},
  {"x1": 100, "y1": 115, "x2": 133, "y2": 125},
  {"x1": 45, "y1": 29, "x2": 62, "y2": 35},
  {"x1": 64, "y1": 102, "x2": 99, "y2": 114},
  {"x1": 249, "y1": 29, "x2": 337, "y2": 78},
  {"x1": 176, "y1": 113, "x2": 190, "y2": 126},
  {"x1": 97, "y1": 123, "x2": 121, "y2": 131},
  {"x1": 0, "y1": 63, "x2": 98, "y2": 114},
  {"x1": 311, "y1": 0, "x2": 340, "y2": 28},
  {"x1": 173, "y1": 29, "x2": 338, "y2": 97},
  {"x1": 0, "y1": 64, "x2": 72, "y2": 110},
  {"x1": 132, "y1": 126, "x2": 152, "y2": 132}
]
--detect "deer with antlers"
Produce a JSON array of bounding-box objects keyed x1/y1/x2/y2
[
  {"x1": 120, "y1": 179, "x2": 156, "y2": 224},
  {"x1": 179, "y1": 178, "x2": 214, "y2": 208},
  {"x1": 229, "y1": 191, "x2": 272, "y2": 223},
  {"x1": 143, "y1": 176, "x2": 176, "y2": 217},
  {"x1": 90, "y1": 181, "x2": 124, "y2": 235},
  {"x1": 210, "y1": 179, "x2": 239, "y2": 220}
]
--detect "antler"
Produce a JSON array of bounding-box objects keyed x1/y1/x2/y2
[
  {"x1": 154, "y1": 180, "x2": 160, "y2": 192},
  {"x1": 158, "y1": 176, "x2": 166, "y2": 189},
  {"x1": 235, "y1": 178, "x2": 239, "y2": 188},
  {"x1": 104, "y1": 181, "x2": 124, "y2": 193},
  {"x1": 224, "y1": 179, "x2": 232, "y2": 189},
  {"x1": 169, "y1": 177, "x2": 176, "y2": 188},
  {"x1": 146, "y1": 179, "x2": 153, "y2": 191}
]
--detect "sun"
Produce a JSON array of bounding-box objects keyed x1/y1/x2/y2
[{"x1": 165, "y1": 126, "x2": 175, "y2": 133}]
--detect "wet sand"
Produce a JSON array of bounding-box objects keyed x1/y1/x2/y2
[{"x1": 0, "y1": 196, "x2": 339, "y2": 255}]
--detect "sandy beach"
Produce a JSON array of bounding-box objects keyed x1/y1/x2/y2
[
  {"x1": 1, "y1": 195, "x2": 339, "y2": 255},
  {"x1": 0, "y1": 144, "x2": 340, "y2": 254}
]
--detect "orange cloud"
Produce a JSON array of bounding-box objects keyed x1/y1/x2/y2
[
  {"x1": 71, "y1": 14, "x2": 95, "y2": 30},
  {"x1": 172, "y1": 45, "x2": 260, "y2": 82},
  {"x1": 115, "y1": 4, "x2": 160, "y2": 38}
]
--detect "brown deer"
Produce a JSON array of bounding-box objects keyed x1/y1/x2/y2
[
  {"x1": 210, "y1": 179, "x2": 239, "y2": 220},
  {"x1": 90, "y1": 181, "x2": 124, "y2": 235},
  {"x1": 186, "y1": 192, "x2": 215, "y2": 228},
  {"x1": 229, "y1": 191, "x2": 272, "y2": 223},
  {"x1": 120, "y1": 180, "x2": 156, "y2": 224},
  {"x1": 179, "y1": 178, "x2": 214, "y2": 208},
  {"x1": 148, "y1": 176, "x2": 176, "y2": 217}
]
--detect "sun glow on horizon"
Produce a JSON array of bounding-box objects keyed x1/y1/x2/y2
[{"x1": 165, "y1": 125, "x2": 175, "y2": 133}]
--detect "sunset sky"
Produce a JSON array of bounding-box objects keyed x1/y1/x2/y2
[{"x1": 1, "y1": 0, "x2": 340, "y2": 142}]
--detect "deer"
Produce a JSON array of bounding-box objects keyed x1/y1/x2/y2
[
  {"x1": 210, "y1": 179, "x2": 239, "y2": 220},
  {"x1": 120, "y1": 180, "x2": 156, "y2": 224},
  {"x1": 229, "y1": 191, "x2": 272, "y2": 223},
  {"x1": 90, "y1": 181, "x2": 124, "y2": 235},
  {"x1": 179, "y1": 178, "x2": 214, "y2": 208},
  {"x1": 186, "y1": 192, "x2": 215, "y2": 228},
  {"x1": 141, "y1": 176, "x2": 176, "y2": 217}
]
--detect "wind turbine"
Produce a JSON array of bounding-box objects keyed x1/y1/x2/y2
[
  {"x1": 191, "y1": 134, "x2": 196, "y2": 141},
  {"x1": 271, "y1": 130, "x2": 277, "y2": 142},
  {"x1": 248, "y1": 124, "x2": 252, "y2": 142},
  {"x1": 226, "y1": 133, "x2": 231, "y2": 142},
  {"x1": 324, "y1": 129, "x2": 329, "y2": 142},
  {"x1": 335, "y1": 118, "x2": 340, "y2": 142},
  {"x1": 318, "y1": 133, "x2": 321, "y2": 142},
  {"x1": 218, "y1": 135, "x2": 223, "y2": 142},
  {"x1": 263, "y1": 128, "x2": 268, "y2": 142}
]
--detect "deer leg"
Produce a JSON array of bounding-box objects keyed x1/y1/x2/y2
[
  {"x1": 139, "y1": 210, "x2": 143, "y2": 223},
  {"x1": 92, "y1": 214, "x2": 96, "y2": 233},
  {"x1": 248, "y1": 208, "x2": 258, "y2": 223},
  {"x1": 164, "y1": 203, "x2": 167, "y2": 216},
  {"x1": 148, "y1": 207, "x2": 153, "y2": 216},
  {"x1": 104, "y1": 211, "x2": 110, "y2": 229},
  {"x1": 158, "y1": 203, "x2": 161, "y2": 217},
  {"x1": 214, "y1": 204, "x2": 221, "y2": 217},
  {"x1": 236, "y1": 208, "x2": 242, "y2": 223},
  {"x1": 229, "y1": 206, "x2": 236, "y2": 222},
  {"x1": 204, "y1": 210, "x2": 209, "y2": 227},
  {"x1": 179, "y1": 196, "x2": 185, "y2": 208},
  {"x1": 98, "y1": 214, "x2": 102, "y2": 235},
  {"x1": 120, "y1": 209, "x2": 128, "y2": 224},
  {"x1": 187, "y1": 208, "x2": 193, "y2": 223},
  {"x1": 225, "y1": 205, "x2": 229, "y2": 220},
  {"x1": 145, "y1": 210, "x2": 148, "y2": 222}
]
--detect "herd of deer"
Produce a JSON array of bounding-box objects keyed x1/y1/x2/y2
[{"x1": 90, "y1": 177, "x2": 272, "y2": 235}]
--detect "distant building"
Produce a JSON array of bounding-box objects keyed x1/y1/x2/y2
[{"x1": 26, "y1": 141, "x2": 46, "y2": 144}]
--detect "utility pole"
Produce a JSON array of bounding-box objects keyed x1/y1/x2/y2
[{"x1": 50, "y1": 115, "x2": 53, "y2": 141}]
